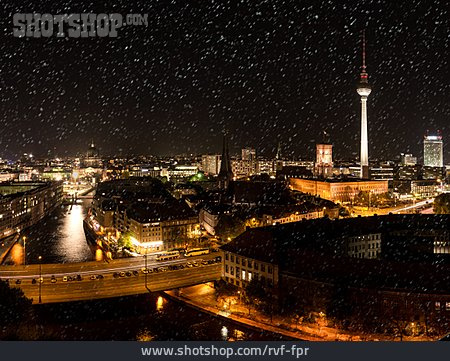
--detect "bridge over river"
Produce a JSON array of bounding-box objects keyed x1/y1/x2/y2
[{"x1": 0, "y1": 253, "x2": 221, "y2": 304}]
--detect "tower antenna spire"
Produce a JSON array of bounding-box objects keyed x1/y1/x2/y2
[{"x1": 360, "y1": 29, "x2": 368, "y2": 82}]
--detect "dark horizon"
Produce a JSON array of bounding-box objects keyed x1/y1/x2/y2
[{"x1": 1, "y1": 1, "x2": 448, "y2": 162}]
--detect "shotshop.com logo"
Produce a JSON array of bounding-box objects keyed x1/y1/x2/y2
[{"x1": 13, "y1": 13, "x2": 148, "y2": 38}]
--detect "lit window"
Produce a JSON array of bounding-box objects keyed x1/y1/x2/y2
[{"x1": 435, "y1": 302, "x2": 441, "y2": 310}]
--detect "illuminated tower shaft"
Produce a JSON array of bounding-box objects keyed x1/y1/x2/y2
[
  {"x1": 360, "y1": 95, "x2": 369, "y2": 178},
  {"x1": 356, "y1": 30, "x2": 371, "y2": 179}
]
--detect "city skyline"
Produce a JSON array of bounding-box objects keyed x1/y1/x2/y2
[{"x1": 1, "y1": 1, "x2": 449, "y2": 160}]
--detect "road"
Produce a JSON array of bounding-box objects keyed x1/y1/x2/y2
[
  {"x1": 0, "y1": 253, "x2": 222, "y2": 304},
  {"x1": 350, "y1": 198, "x2": 434, "y2": 217}
]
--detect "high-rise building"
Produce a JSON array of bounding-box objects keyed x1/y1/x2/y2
[
  {"x1": 423, "y1": 133, "x2": 443, "y2": 168},
  {"x1": 356, "y1": 30, "x2": 372, "y2": 179},
  {"x1": 241, "y1": 147, "x2": 257, "y2": 176},
  {"x1": 201, "y1": 154, "x2": 222, "y2": 175},
  {"x1": 400, "y1": 153, "x2": 417, "y2": 166},
  {"x1": 315, "y1": 144, "x2": 333, "y2": 178},
  {"x1": 241, "y1": 147, "x2": 256, "y2": 162}
]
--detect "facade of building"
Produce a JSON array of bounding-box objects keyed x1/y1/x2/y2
[
  {"x1": 346, "y1": 233, "x2": 382, "y2": 259},
  {"x1": 83, "y1": 142, "x2": 102, "y2": 168},
  {"x1": 222, "y1": 250, "x2": 279, "y2": 289},
  {"x1": 370, "y1": 163, "x2": 394, "y2": 180},
  {"x1": 288, "y1": 178, "x2": 388, "y2": 203},
  {"x1": 401, "y1": 153, "x2": 417, "y2": 166},
  {"x1": 411, "y1": 180, "x2": 440, "y2": 198},
  {"x1": 315, "y1": 144, "x2": 333, "y2": 178},
  {"x1": 0, "y1": 181, "x2": 63, "y2": 239},
  {"x1": 423, "y1": 134, "x2": 443, "y2": 168},
  {"x1": 201, "y1": 154, "x2": 222, "y2": 175}
]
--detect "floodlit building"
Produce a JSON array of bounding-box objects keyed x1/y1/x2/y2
[
  {"x1": 288, "y1": 178, "x2": 388, "y2": 203},
  {"x1": 423, "y1": 134, "x2": 443, "y2": 168},
  {"x1": 201, "y1": 154, "x2": 222, "y2": 175},
  {"x1": 0, "y1": 181, "x2": 63, "y2": 239},
  {"x1": 315, "y1": 144, "x2": 333, "y2": 178}
]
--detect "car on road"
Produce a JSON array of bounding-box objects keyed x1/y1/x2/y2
[
  {"x1": 132, "y1": 270, "x2": 139, "y2": 276},
  {"x1": 62, "y1": 276, "x2": 68, "y2": 282},
  {"x1": 39, "y1": 277, "x2": 44, "y2": 283},
  {"x1": 158, "y1": 267, "x2": 168, "y2": 272},
  {"x1": 76, "y1": 274, "x2": 83, "y2": 281},
  {"x1": 125, "y1": 271, "x2": 132, "y2": 277},
  {"x1": 90, "y1": 275, "x2": 97, "y2": 280},
  {"x1": 215, "y1": 256, "x2": 222, "y2": 262},
  {"x1": 191, "y1": 261, "x2": 199, "y2": 267},
  {"x1": 51, "y1": 276, "x2": 57, "y2": 283},
  {"x1": 141, "y1": 268, "x2": 149, "y2": 274},
  {"x1": 186, "y1": 262, "x2": 193, "y2": 268},
  {"x1": 201, "y1": 260, "x2": 209, "y2": 266},
  {"x1": 119, "y1": 271, "x2": 126, "y2": 277},
  {"x1": 97, "y1": 274, "x2": 104, "y2": 280},
  {"x1": 113, "y1": 272, "x2": 120, "y2": 278},
  {"x1": 15, "y1": 279, "x2": 21, "y2": 285},
  {"x1": 31, "y1": 278, "x2": 37, "y2": 284}
]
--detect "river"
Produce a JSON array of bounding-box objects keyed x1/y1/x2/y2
[{"x1": 5, "y1": 199, "x2": 94, "y2": 265}]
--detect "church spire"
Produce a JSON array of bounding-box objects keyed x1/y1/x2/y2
[{"x1": 218, "y1": 133, "x2": 233, "y2": 189}]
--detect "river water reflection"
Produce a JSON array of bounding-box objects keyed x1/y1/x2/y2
[{"x1": 9, "y1": 199, "x2": 94, "y2": 265}]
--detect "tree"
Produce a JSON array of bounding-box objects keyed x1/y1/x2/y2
[
  {"x1": 214, "y1": 279, "x2": 236, "y2": 302},
  {"x1": 117, "y1": 231, "x2": 133, "y2": 250},
  {"x1": 434, "y1": 193, "x2": 450, "y2": 214},
  {"x1": 326, "y1": 279, "x2": 353, "y2": 329},
  {"x1": 215, "y1": 215, "x2": 245, "y2": 240},
  {"x1": 0, "y1": 280, "x2": 33, "y2": 330},
  {"x1": 245, "y1": 278, "x2": 276, "y2": 316}
]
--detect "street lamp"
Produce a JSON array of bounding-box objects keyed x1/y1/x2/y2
[
  {"x1": 144, "y1": 252, "x2": 150, "y2": 292},
  {"x1": 23, "y1": 236, "x2": 26, "y2": 266},
  {"x1": 38, "y1": 255, "x2": 42, "y2": 304}
]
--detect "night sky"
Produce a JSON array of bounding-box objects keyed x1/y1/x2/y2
[{"x1": 1, "y1": 1, "x2": 449, "y2": 161}]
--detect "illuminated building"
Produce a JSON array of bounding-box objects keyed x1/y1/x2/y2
[
  {"x1": 83, "y1": 141, "x2": 102, "y2": 168},
  {"x1": 288, "y1": 178, "x2": 388, "y2": 203},
  {"x1": 401, "y1": 153, "x2": 417, "y2": 166},
  {"x1": 241, "y1": 147, "x2": 257, "y2": 176},
  {"x1": 0, "y1": 181, "x2": 63, "y2": 239},
  {"x1": 315, "y1": 144, "x2": 333, "y2": 178},
  {"x1": 119, "y1": 201, "x2": 199, "y2": 253},
  {"x1": 423, "y1": 133, "x2": 443, "y2": 168},
  {"x1": 201, "y1": 154, "x2": 221, "y2": 175}
]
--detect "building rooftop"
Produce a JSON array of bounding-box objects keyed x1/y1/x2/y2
[
  {"x1": 127, "y1": 200, "x2": 197, "y2": 223},
  {"x1": 221, "y1": 214, "x2": 450, "y2": 294}
]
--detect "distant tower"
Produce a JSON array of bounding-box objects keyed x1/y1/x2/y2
[
  {"x1": 423, "y1": 131, "x2": 443, "y2": 167},
  {"x1": 315, "y1": 144, "x2": 333, "y2": 178},
  {"x1": 274, "y1": 141, "x2": 283, "y2": 172},
  {"x1": 218, "y1": 134, "x2": 233, "y2": 189},
  {"x1": 356, "y1": 30, "x2": 372, "y2": 179},
  {"x1": 276, "y1": 142, "x2": 282, "y2": 160}
]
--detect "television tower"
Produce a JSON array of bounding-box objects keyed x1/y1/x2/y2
[{"x1": 356, "y1": 30, "x2": 372, "y2": 179}]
